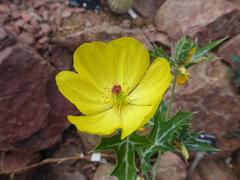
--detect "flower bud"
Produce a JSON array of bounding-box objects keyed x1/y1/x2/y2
[{"x1": 176, "y1": 66, "x2": 190, "y2": 85}]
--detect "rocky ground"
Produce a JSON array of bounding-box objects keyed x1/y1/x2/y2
[{"x1": 0, "y1": 0, "x2": 240, "y2": 179}]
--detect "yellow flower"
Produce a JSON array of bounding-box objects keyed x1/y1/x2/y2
[
  {"x1": 176, "y1": 66, "x2": 190, "y2": 85},
  {"x1": 56, "y1": 37, "x2": 172, "y2": 139}
]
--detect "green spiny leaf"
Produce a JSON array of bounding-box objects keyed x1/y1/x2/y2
[
  {"x1": 182, "y1": 131, "x2": 219, "y2": 152},
  {"x1": 139, "y1": 103, "x2": 194, "y2": 175},
  {"x1": 95, "y1": 132, "x2": 151, "y2": 180},
  {"x1": 191, "y1": 37, "x2": 227, "y2": 63}
]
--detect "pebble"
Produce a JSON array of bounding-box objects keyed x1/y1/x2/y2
[
  {"x1": 15, "y1": 19, "x2": 25, "y2": 28},
  {"x1": 56, "y1": 172, "x2": 86, "y2": 180},
  {"x1": 41, "y1": 10, "x2": 49, "y2": 21},
  {"x1": 38, "y1": 36, "x2": 49, "y2": 44},
  {"x1": 0, "y1": 4, "x2": 10, "y2": 13},
  {"x1": 84, "y1": 20, "x2": 93, "y2": 27},
  {"x1": 18, "y1": 32, "x2": 35, "y2": 45},
  {"x1": 0, "y1": 28, "x2": 7, "y2": 41},
  {"x1": 120, "y1": 19, "x2": 132, "y2": 28},
  {"x1": 23, "y1": 23, "x2": 38, "y2": 34},
  {"x1": 5, "y1": 24, "x2": 20, "y2": 35},
  {"x1": 40, "y1": 23, "x2": 51, "y2": 34},
  {"x1": 92, "y1": 163, "x2": 117, "y2": 180},
  {"x1": 61, "y1": 10, "x2": 72, "y2": 18},
  {"x1": 29, "y1": 11, "x2": 43, "y2": 22},
  {"x1": 11, "y1": 11, "x2": 21, "y2": 20},
  {"x1": 30, "y1": 19, "x2": 40, "y2": 29},
  {"x1": 21, "y1": 11, "x2": 32, "y2": 23},
  {"x1": 33, "y1": 1, "x2": 45, "y2": 9}
]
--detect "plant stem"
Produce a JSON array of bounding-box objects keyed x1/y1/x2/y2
[
  {"x1": 151, "y1": 69, "x2": 178, "y2": 180},
  {"x1": 151, "y1": 151, "x2": 161, "y2": 180},
  {"x1": 165, "y1": 69, "x2": 178, "y2": 121}
]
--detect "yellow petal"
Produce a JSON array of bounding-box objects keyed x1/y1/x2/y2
[
  {"x1": 120, "y1": 104, "x2": 158, "y2": 139},
  {"x1": 68, "y1": 108, "x2": 121, "y2": 135},
  {"x1": 128, "y1": 58, "x2": 172, "y2": 106},
  {"x1": 73, "y1": 41, "x2": 116, "y2": 92},
  {"x1": 68, "y1": 104, "x2": 158, "y2": 139},
  {"x1": 109, "y1": 37, "x2": 150, "y2": 93},
  {"x1": 56, "y1": 71, "x2": 111, "y2": 115}
]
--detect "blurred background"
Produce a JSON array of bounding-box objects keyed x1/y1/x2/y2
[{"x1": 0, "y1": 0, "x2": 239, "y2": 179}]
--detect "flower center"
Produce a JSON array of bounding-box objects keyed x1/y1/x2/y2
[
  {"x1": 112, "y1": 85, "x2": 122, "y2": 94},
  {"x1": 111, "y1": 84, "x2": 128, "y2": 115}
]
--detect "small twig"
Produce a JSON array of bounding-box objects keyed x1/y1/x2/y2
[{"x1": 0, "y1": 153, "x2": 114, "y2": 175}]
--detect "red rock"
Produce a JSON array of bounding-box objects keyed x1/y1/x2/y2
[
  {"x1": 78, "y1": 132, "x2": 99, "y2": 152},
  {"x1": 41, "y1": 23, "x2": 51, "y2": 34},
  {"x1": 0, "y1": 13, "x2": 10, "y2": 25},
  {"x1": 30, "y1": 18, "x2": 40, "y2": 29},
  {"x1": 10, "y1": 0, "x2": 21, "y2": 5},
  {"x1": 4, "y1": 24, "x2": 18, "y2": 36},
  {"x1": 41, "y1": 10, "x2": 49, "y2": 21},
  {"x1": 0, "y1": 4, "x2": 10, "y2": 14},
  {"x1": 28, "y1": 10, "x2": 43, "y2": 22},
  {"x1": 61, "y1": 10, "x2": 72, "y2": 18},
  {"x1": 15, "y1": 19, "x2": 25, "y2": 28},
  {"x1": 120, "y1": 19, "x2": 132, "y2": 28},
  {"x1": 0, "y1": 28, "x2": 76, "y2": 175},
  {"x1": 1, "y1": 152, "x2": 40, "y2": 173},
  {"x1": 53, "y1": 25, "x2": 156, "y2": 53},
  {"x1": 33, "y1": 1, "x2": 45, "y2": 9},
  {"x1": 52, "y1": 25, "x2": 157, "y2": 70},
  {"x1": 21, "y1": 11, "x2": 32, "y2": 23},
  {"x1": 174, "y1": 60, "x2": 240, "y2": 157},
  {"x1": 11, "y1": 11, "x2": 21, "y2": 20},
  {"x1": 191, "y1": 160, "x2": 238, "y2": 180},
  {"x1": 232, "y1": 150, "x2": 240, "y2": 178},
  {"x1": 56, "y1": 172, "x2": 87, "y2": 180},
  {"x1": 23, "y1": 23, "x2": 39, "y2": 34},
  {"x1": 18, "y1": 32, "x2": 35, "y2": 45},
  {"x1": 218, "y1": 34, "x2": 240, "y2": 70},
  {"x1": 0, "y1": 27, "x2": 16, "y2": 50},
  {"x1": 22, "y1": 75, "x2": 77, "y2": 152},
  {"x1": 92, "y1": 163, "x2": 117, "y2": 180},
  {"x1": 190, "y1": 172, "x2": 202, "y2": 180},
  {"x1": 155, "y1": 0, "x2": 240, "y2": 44},
  {"x1": 133, "y1": 0, "x2": 165, "y2": 18},
  {"x1": 0, "y1": 152, "x2": 41, "y2": 180},
  {"x1": 147, "y1": 31, "x2": 171, "y2": 47},
  {"x1": 48, "y1": 129, "x2": 85, "y2": 178},
  {"x1": 156, "y1": 152, "x2": 187, "y2": 180},
  {"x1": 38, "y1": 36, "x2": 49, "y2": 44},
  {"x1": 0, "y1": 43, "x2": 50, "y2": 149}
]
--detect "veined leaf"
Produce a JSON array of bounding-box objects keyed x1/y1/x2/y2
[
  {"x1": 95, "y1": 132, "x2": 151, "y2": 180},
  {"x1": 139, "y1": 103, "x2": 194, "y2": 175},
  {"x1": 181, "y1": 131, "x2": 219, "y2": 152},
  {"x1": 191, "y1": 37, "x2": 227, "y2": 63}
]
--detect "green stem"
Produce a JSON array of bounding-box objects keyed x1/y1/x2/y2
[
  {"x1": 151, "y1": 69, "x2": 178, "y2": 180},
  {"x1": 151, "y1": 151, "x2": 161, "y2": 180},
  {"x1": 165, "y1": 69, "x2": 178, "y2": 121}
]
